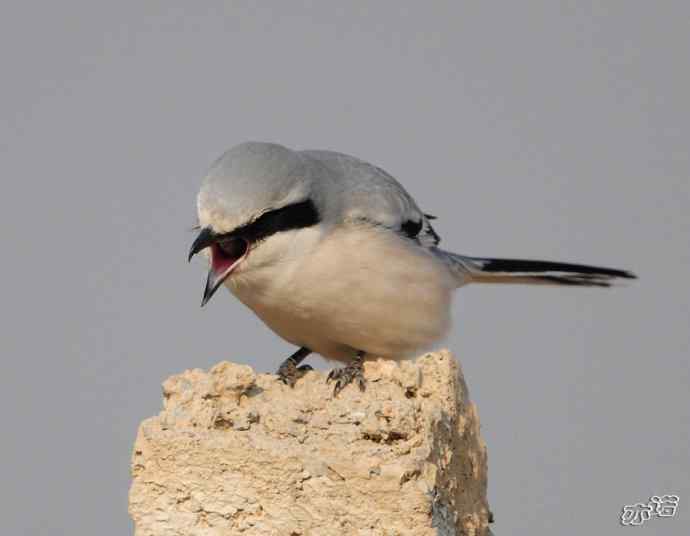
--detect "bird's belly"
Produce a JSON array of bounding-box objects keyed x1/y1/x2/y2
[{"x1": 230, "y1": 227, "x2": 456, "y2": 361}]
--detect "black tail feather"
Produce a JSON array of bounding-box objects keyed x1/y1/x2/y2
[
  {"x1": 465, "y1": 256, "x2": 636, "y2": 288},
  {"x1": 476, "y1": 258, "x2": 635, "y2": 279}
]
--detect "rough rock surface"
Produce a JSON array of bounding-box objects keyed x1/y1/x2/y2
[{"x1": 129, "y1": 350, "x2": 490, "y2": 535}]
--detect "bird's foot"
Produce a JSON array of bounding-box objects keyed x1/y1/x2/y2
[
  {"x1": 276, "y1": 360, "x2": 313, "y2": 388},
  {"x1": 327, "y1": 353, "x2": 366, "y2": 397},
  {"x1": 276, "y1": 347, "x2": 312, "y2": 388}
]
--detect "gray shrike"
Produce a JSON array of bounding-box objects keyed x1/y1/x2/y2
[{"x1": 188, "y1": 142, "x2": 635, "y2": 395}]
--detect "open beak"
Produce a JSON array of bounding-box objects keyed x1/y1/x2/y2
[
  {"x1": 189, "y1": 228, "x2": 249, "y2": 307},
  {"x1": 200, "y1": 257, "x2": 229, "y2": 307},
  {"x1": 188, "y1": 227, "x2": 215, "y2": 262}
]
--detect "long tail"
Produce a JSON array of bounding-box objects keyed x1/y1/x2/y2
[{"x1": 435, "y1": 250, "x2": 637, "y2": 288}]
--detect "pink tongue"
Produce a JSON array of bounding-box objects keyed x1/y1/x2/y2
[{"x1": 210, "y1": 242, "x2": 239, "y2": 274}]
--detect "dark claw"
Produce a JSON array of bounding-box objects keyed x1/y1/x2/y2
[
  {"x1": 326, "y1": 359, "x2": 366, "y2": 397},
  {"x1": 277, "y1": 361, "x2": 313, "y2": 388},
  {"x1": 275, "y1": 347, "x2": 312, "y2": 388}
]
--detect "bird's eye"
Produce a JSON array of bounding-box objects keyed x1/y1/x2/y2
[{"x1": 217, "y1": 237, "x2": 248, "y2": 259}]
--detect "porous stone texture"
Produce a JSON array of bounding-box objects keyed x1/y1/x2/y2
[{"x1": 129, "y1": 350, "x2": 490, "y2": 536}]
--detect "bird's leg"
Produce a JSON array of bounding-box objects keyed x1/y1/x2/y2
[
  {"x1": 327, "y1": 350, "x2": 366, "y2": 397},
  {"x1": 276, "y1": 347, "x2": 313, "y2": 387}
]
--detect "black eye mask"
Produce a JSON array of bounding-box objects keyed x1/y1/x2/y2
[{"x1": 230, "y1": 198, "x2": 321, "y2": 244}]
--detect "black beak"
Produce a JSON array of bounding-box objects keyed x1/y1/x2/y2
[
  {"x1": 188, "y1": 227, "x2": 215, "y2": 262},
  {"x1": 201, "y1": 269, "x2": 224, "y2": 307},
  {"x1": 189, "y1": 226, "x2": 246, "y2": 307}
]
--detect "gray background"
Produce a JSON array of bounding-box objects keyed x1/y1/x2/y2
[{"x1": 1, "y1": 2, "x2": 688, "y2": 535}]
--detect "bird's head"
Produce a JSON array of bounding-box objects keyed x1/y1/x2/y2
[{"x1": 188, "y1": 142, "x2": 322, "y2": 306}]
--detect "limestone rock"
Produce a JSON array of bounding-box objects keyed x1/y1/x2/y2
[{"x1": 129, "y1": 350, "x2": 490, "y2": 535}]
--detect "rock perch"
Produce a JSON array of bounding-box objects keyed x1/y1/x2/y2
[{"x1": 129, "y1": 350, "x2": 491, "y2": 535}]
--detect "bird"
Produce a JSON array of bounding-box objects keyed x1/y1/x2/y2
[{"x1": 188, "y1": 142, "x2": 635, "y2": 395}]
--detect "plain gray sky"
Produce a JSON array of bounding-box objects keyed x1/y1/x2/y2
[{"x1": 1, "y1": 2, "x2": 688, "y2": 535}]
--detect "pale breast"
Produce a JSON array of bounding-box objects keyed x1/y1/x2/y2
[{"x1": 229, "y1": 225, "x2": 455, "y2": 361}]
